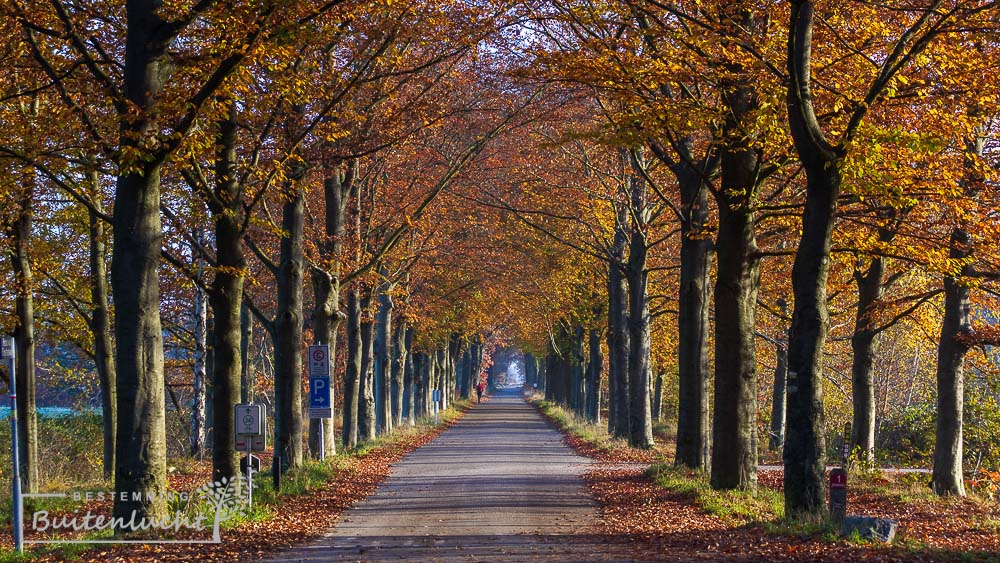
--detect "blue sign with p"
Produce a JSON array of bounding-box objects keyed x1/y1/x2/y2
[{"x1": 310, "y1": 376, "x2": 331, "y2": 408}]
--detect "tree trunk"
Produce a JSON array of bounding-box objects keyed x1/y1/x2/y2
[
  {"x1": 449, "y1": 334, "x2": 461, "y2": 404},
  {"x1": 932, "y1": 226, "x2": 970, "y2": 496},
  {"x1": 524, "y1": 352, "x2": 537, "y2": 391},
  {"x1": 711, "y1": 80, "x2": 763, "y2": 490},
  {"x1": 112, "y1": 0, "x2": 172, "y2": 522},
  {"x1": 932, "y1": 131, "x2": 983, "y2": 496},
  {"x1": 573, "y1": 326, "x2": 586, "y2": 417},
  {"x1": 586, "y1": 328, "x2": 602, "y2": 424},
  {"x1": 88, "y1": 197, "x2": 116, "y2": 481},
  {"x1": 208, "y1": 102, "x2": 244, "y2": 483},
  {"x1": 769, "y1": 333, "x2": 789, "y2": 452},
  {"x1": 652, "y1": 369, "x2": 663, "y2": 422},
  {"x1": 710, "y1": 200, "x2": 761, "y2": 490},
  {"x1": 850, "y1": 255, "x2": 885, "y2": 461},
  {"x1": 310, "y1": 159, "x2": 355, "y2": 457},
  {"x1": 784, "y1": 0, "x2": 838, "y2": 517},
  {"x1": 191, "y1": 282, "x2": 208, "y2": 459},
  {"x1": 626, "y1": 162, "x2": 654, "y2": 449},
  {"x1": 374, "y1": 282, "x2": 393, "y2": 435},
  {"x1": 418, "y1": 352, "x2": 430, "y2": 418},
  {"x1": 390, "y1": 319, "x2": 407, "y2": 427},
  {"x1": 403, "y1": 326, "x2": 415, "y2": 424},
  {"x1": 241, "y1": 302, "x2": 253, "y2": 403},
  {"x1": 309, "y1": 267, "x2": 339, "y2": 458},
  {"x1": 608, "y1": 207, "x2": 630, "y2": 439},
  {"x1": 274, "y1": 178, "x2": 305, "y2": 472},
  {"x1": 342, "y1": 288, "x2": 361, "y2": 448},
  {"x1": 674, "y1": 163, "x2": 713, "y2": 470},
  {"x1": 9, "y1": 174, "x2": 38, "y2": 493},
  {"x1": 358, "y1": 290, "x2": 376, "y2": 442}
]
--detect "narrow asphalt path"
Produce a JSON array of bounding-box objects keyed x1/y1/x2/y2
[{"x1": 268, "y1": 389, "x2": 637, "y2": 562}]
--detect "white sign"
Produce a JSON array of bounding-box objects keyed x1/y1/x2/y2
[
  {"x1": 235, "y1": 434, "x2": 266, "y2": 451},
  {"x1": 235, "y1": 404, "x2": 263, "y2": 436},
  {"x1": 0, "y1": 336, "x2": 14, "y2": 360},
  {"x1": 308, "y1": 345, "x2": 329, "y2": 376},
  {"x1": 309, "y1": 408, "x2": 332, "y2": 419}
]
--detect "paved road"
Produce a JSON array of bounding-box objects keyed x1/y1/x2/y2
[{"x1": 269, "y1": 389, "x2": 636, "y2": 562}]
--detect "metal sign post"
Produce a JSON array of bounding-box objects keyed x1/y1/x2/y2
[
  {"x1": 432, "y1": 389, "x2": 440, "y2": 425},
  {"x1": 234, "y1": 404, "x2": 264, "y2": 508},
  {"x1": 308, "y1": 344, "x2": 332, "y2": 459},
  {"x1": 1, "y1": 336, "x2": 22, "y2": 553}
]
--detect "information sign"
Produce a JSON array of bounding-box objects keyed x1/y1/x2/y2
[{"x1": 308, "y1": 345, "x2": 330, "y2": 376}]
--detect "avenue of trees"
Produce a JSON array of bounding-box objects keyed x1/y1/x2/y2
[{"x1": 0, "y1": 0, "x2": 997, "y2": 527}]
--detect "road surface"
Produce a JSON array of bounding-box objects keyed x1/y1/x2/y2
[{"x1": 268, "y1": 389, "x2": 637, "y2": 561}]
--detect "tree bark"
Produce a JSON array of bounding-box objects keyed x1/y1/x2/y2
[
  {"x1": 652, "y1": 369, "x2": 663, "y2": 422},
  {"x1": 572, "y1": 326, "x2": 586, "y2": 417},
  {"x1": 710, "y1": 71, "x2": 762, "y2": 491},
  {"x1": 932, "y1": 227, "x2": 970, "y2": 496},
  {"x1": 342, "y1": 288, "x2": 361, "y2": 448},
  {"x1": 9, "y1": 173, "x2": 38, "y2": 493},
  {"x1": 586, "y1": 328, "x2": 602, "y2": 424},
  {"x1": 241, "y1": 302, "x2": 253, "y2": 403},
  {"x1": 625, "y1": 161, "x2": 654, "y2": 449},
  {"x1": 374, "y1": 282, "x2": 393, "y2": 435},
  {"x1": 850, "y1": 255, "x2": 885, "y2": 461},
  {"x1": 608, "y1": 205, "x2": 630, "y2": 439},
  {"x1": 191, "y1": 281, "x2": 208, "y2": 460},
  {"x1": 769, "y1": 319, "x2": 789, "y2": 452},
  {"x1": 710, "y1": 200, "x2": 761, "y2": 490},
  {"x1": 403, "y1": 326, "x2": 415, "y2": 424},
  {"x1": 932, "y1": 132, "x2": 983, "y2": 496},
  {"x1": 390, "y1": 319, "x2": 407, "y2": 427},
  {"x1": 208, "y1": 102, "x2": 244, "y2": 483},
  {"x1": 674, "y1": 156, "x2": 713, "y2": 471},
  {"x1": 274, "y1": 176, "x2": 306, "y2": 471},
  {"x1": 310, "y1": 159, "x2": 356, "y2": 457},
  {"x1": 784, "y1": 0, "x2": 839, "y2": 517},
  {"x1": 111, "y1": 0, "x2": 174, "y2": 521},
  {"x1": 88, "y1": 196, "x2": 116, "y2": 481},
  {"x1": 358, "y1": 290, "x2": 376, "y2": 442}
]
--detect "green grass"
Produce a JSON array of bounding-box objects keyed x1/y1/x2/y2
[
  {"x1": 533, "y1": 399, "x2": 622, "y2": 453},
  {"x1": 0, "y1": 494, "x2": 82, "y2": 526},
  {"x1": 647, "y1": 463, "x2": 785, "y2": 527}
]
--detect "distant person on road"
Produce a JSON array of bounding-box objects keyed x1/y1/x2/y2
[{"x1": 476, "y1": 381, "x2": 486, "y2": 403}]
